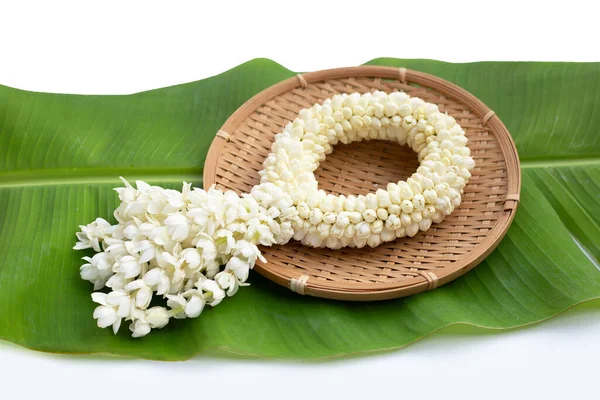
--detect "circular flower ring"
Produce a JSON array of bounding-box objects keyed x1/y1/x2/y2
[{"x1": 259, "y1": 90, "x2": 475, "y2": 249}]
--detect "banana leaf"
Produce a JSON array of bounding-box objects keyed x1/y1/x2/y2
[{"x1": 0, "y1": 58, "x2": 599, "y2": 361}]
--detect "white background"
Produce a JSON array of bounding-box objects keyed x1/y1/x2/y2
[{"x1": 1, "y1": 1, "x2": 599, "y2": 399}]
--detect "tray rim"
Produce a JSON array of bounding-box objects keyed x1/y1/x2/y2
[{"x1": 204, "y1": 66, "x2": 521, "y2": 301}]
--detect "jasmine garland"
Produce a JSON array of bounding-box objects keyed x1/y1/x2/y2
[{"x1": 74, "y1": 91, "x2": 474, "y2": 337}]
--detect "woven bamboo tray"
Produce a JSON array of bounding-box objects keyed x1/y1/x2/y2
[{"x1": 204, "y1": 66, "x2": 521, "y2": 301}]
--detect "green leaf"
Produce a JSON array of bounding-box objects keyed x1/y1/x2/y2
[{"x1": 1, "y1": 58, "x2": 599, "y2": 360}]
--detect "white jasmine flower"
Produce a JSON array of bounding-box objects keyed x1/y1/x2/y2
[
  {"x1": 234, "y1": 240, "x2": 266, "y2": 264},
  {"x1": 363, "y1": 209, "x2": 377, "y2": 223},
  {"x1": 183, "y1": 290, "x2": 206, "y2": 318},
  {"x1": 105, "y1": 273, "x2": 131, "y2": 290},
  {"x1": 124, "y1": 280, "x2": 153, "y2": 309},
  {"x1": 194, "y1": 235, "x2": 217, "y2": 263},
  {"x1": 142, "y1": 268, "x2": 170, "y2": 295},
  {"x1": 80, "y1": 254, "x2": 114, "y2": 290},
  {"x1": 105, "y1": 290, "x2": 132, "y2": 317},
  {"x1": 93, "y1": 305, "x2": 119, "y2": 332},
  {"x1": 225, "y1": 256, "x2": 251, "y2": 283},
  {"x1": 114, "y1": 177, "x2": 138, "y2": 203},
  {"x1": 145, "y1": 307, "x2": 170, "y2": 329},
  {"x1": 136, "y1": 240, "x2": 156, "y2": 264},
  {"x1": 114, "y1": 255, "x2": 142, "y2": 279},
  {"x1": 164, "y1": 213, "x2": 191, "y2": 242},
  {"x1": 215, "y1": 271, "x2": 239, "y2": 296},
  {"x1": 187, "y1": 207, "x2": 215, "y2": 236},
  {"x1": 405, "y1": 223, "x2": 419, "y2": 237},
  {"x1": 419, "y1": 218, "x2": 433, "y2": 231},
  {"x1": 80, "y1": 262, "x2": 113, "y2": 290},
  {"x1": 247, "y1": 218, "x2": 275, "y2": 246},
  {"x1": 180, "y1": 248, "x2": 202, "y2": 271},
  {"x1": 166, "y1": 294, "x2": 188, "y2": 319},
  {"x1": 204, "y1": 260, "x2": 220, "y2": 279},
  {"x1": 129, "y1": 319, "x2": 151, "y2": 338},
  {"x1": 214, "y1": 229, "x2": 236, "y2": 255},
  {"x1": 91, "y1": 291, "x2": 131, "y2": 334},
  {"x1": 381, "y1": 228, "x2": 396, "y2": 242},
  {"x1": 160, "y1": 248, "x2": 186, "y2": 284},
  {"x1": 74, "y1": 218, "x2": 112, "y2": 252},
  {"x1": 198, "y1": 279, "x2": 226, "y2": 306}
]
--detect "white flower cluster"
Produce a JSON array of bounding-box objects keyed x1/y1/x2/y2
[
  {"x1": 74, "y1": 179, "x2": 298, "y2": 337},
  {"x1": 259, "y1": 91, "x2": 475, "y2": 249}
]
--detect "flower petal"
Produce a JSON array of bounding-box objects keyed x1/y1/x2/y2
[{"x1": 184, "y1": 296, "x2": 205, "y2": 318}]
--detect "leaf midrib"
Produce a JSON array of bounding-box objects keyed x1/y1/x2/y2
[
  {"x1": 0, "y1": 167, "x2": 204, "y2": 188},
  {"x1": 1, "y1": 155, "x2": 599, "y2": 189}
]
